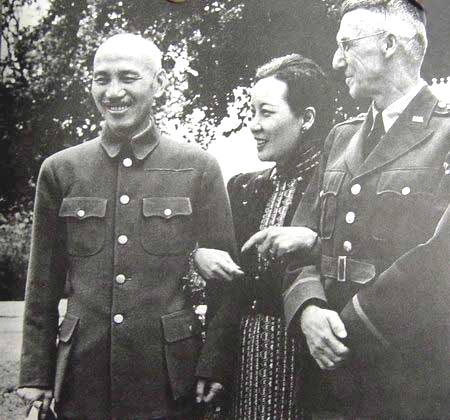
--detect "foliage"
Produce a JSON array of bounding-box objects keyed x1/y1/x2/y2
[
  {"x1": 0, "y1": 204, "x2": 32, "y2": 300},
  {"x1": 0, "y1": 0, "x2": 353, "y2": 209},
  {"x1": 0, "y1": 0, "x2": 351, "y2": 298}
]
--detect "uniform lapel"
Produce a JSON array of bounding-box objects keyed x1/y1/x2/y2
[
  {"x1": 345, "y1": 113, "x2": 372, "y2": 176},
  {"x1": 354, "y1": 87, "x2": 437, "y2": 179}
]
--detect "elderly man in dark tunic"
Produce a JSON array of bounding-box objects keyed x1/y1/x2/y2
[
  {"x1": 283, "y1": 0, "x2": 450, "y2": 418},
  {"x1": 17, "y1": 33, "x2": 236, "y2": 420}
]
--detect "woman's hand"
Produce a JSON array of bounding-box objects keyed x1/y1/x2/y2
[
  {"x1": 196, "y1": 378, "x2": 224, "y2": 403},
  {"x1": 194, "y1": 248, "x2": 244, "y2": 282},
  {"x1": 241, "y1": 226, "x2": 318, "y2": 258}
]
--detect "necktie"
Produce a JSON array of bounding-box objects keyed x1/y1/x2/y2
[{"x1": 363, "y1": 112, "x2": 385, "y2": 160}]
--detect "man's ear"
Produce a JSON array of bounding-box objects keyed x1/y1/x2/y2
[
  {"x1": 153, "y1": 69, "x2": 168, "y2": 99},
  {"x1": 302, "y1": 106, "x2": 316, "y2": 132},
  {"x1": 384, "y1": 33, "x2": 398, "y2": 59}
]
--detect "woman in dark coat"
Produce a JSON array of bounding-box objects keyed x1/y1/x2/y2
[{"x1": 195, "y1": 54, "x2": 333, "y2": 419}]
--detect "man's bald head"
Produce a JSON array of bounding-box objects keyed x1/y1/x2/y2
[{"x1": 94, "y1": 33, "x2": 163, "y2": 74}]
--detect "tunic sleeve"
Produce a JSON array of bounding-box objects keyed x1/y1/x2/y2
[{"x1": 19, "y1": 158, "x2": 67, "y2": 388}]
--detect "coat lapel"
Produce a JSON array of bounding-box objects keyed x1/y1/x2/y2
[
  {"x1": 353, "y1": 87, "x2": 437, "y2": 179},
  {"x1": 345, "y1": 113, "x2": 372, "y2": 176}
]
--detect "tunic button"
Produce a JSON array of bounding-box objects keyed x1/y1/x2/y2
[
  {"x1": 351, "y1": 184, "x2": 361, "y2": 195},
  {"x1": 164, "y1": 208, "x2": 172, "y2": 217},
  {"x1": 445, "y1": 170, "x2": 450, "y2": 175},
  {"x1": 116, "y1": 274, "x2": 126, "y2": 284},
  {"x1": 401, "y1": 186, "x2": 411, "y2": 196},
  {"x1": 444, "y1": 162, "x2": 449, "y2": 170},
  {"x1": 122, "y1": 158, "x2": 133, "y2": 167},
  {"x1": 345, "y1": 211, "x2": 356, "y2": 224},
  {"x1": 113, "y1": 314, "x2": 124, "y2": 324},
  {"x1": 118, "y1": 235, "x2": 128, "y2": 245},
  {"x1": 343, "y1": 241, "x2": 352, "y2": 252},
  {"x1": 77, "y1": 209, "x2": 85, "y2": 218},
  {"x1": 120, "y1": 195, "x2": 130, "y2": 205},
  {"x1": 188, "y1": 325, "x2": 193, "y2": 332}
]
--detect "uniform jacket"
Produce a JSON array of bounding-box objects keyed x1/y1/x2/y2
[
  {"x1": 283, "y1": 87, "x2": 450, "y2": 417},
  {"x1": 19, "y1": 124, "x2": 236, "y2": 419}
]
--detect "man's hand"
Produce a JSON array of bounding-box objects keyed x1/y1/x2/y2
[
  {"x1": 17, "y1": 387, "x2": 53, "y2": 420},
  {"x1": 196, "y1": 378, "x2": 224, "y2": 403},
  {"x1": 241, "y1": 226, "x2": 318, "y2": 258},
  {"x1": 300, "y1": 305, "x2": 350, "y2": 370},
  {"x1": 194, "y1": 248, "x2": 244, "y2": 282}
]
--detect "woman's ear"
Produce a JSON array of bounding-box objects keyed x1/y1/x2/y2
[
  {"x1": 153, "y1": 69, "x2": 168, "y2": 99},
  {"x1": 301, "y1": 106, "x2": 316, "y2": 132}
]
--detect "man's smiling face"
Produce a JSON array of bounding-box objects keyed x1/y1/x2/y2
[{"x1": 91, "y1": 41, "x2": 158, "y2": 137}]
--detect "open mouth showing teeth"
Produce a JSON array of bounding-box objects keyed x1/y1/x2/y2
[{"x1": 105, "y1": 104, "x2": 130, "y2": 112}]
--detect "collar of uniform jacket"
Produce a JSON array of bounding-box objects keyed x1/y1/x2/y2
[
  {"x1": 371, "y1": 79, "x2": 428, "y2": 133},
  {"x1": 100, "y1": 118, "x2": 160, "y2": 160}
]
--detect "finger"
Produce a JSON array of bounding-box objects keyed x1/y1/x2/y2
[
  {"x1": 257, "y1": 236, "x2": 274, "y2": 258},
  {"x1": 204, "y1": 383, "x2": 223, "y2": 403},
  {"x1": 196, "y1": 380, "x2": 205, "y2": 403},
  {"x1": 328, "y1": 313, "x2": 347, "y2": 339},
  {"x1": 322, "y1": 334, "x2": 350, "y2": 359},
  {"x1": 241, "y1": 231, "x2": 267, "y2": 253}
]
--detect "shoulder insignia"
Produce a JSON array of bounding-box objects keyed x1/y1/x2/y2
[
  {"x1": 434, "y1": 101, "x2": 450, "y2": 115},
  {"x1": 334, "y1": 112, "x2": 367, "y2": 128}
]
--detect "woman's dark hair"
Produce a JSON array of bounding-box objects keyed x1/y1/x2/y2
[{"x1": 255, "y1": 53, "x2": 333, "y2": 144}]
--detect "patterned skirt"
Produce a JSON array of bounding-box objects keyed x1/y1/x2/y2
[{"x1": 231, "y1": 313, "x2": 301, "y2": 420}]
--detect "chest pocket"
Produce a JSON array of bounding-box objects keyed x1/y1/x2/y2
[
  {"x1": 59, "y1": 197, "x2": 107, "y2": 257},
  {"x1": 140, "y1": 197, "x2": 194, "y2": 256},
  {"x1": 371, "y1": 168, "x2": 441, "y2": 242},
  {"x1": 320, "y1": 171, "x2": 346, "y2": 240}
]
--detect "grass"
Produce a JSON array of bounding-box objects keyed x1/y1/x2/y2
[{"x1": 0, "y1": 361, "x2": 23, "y2": 420}]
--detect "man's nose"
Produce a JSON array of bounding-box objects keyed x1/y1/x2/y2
[
  {"x1": 105, "y1": 80, "x2": 125, "y2": 99},
  {"x1": 332, "y1": 48, "x2": 345, "y2": 70}
]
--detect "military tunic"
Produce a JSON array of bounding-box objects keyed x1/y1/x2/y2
[
  {"x1": 19, "y1": 123, "x2": 236, "y2": 419},
  {"x1": 284, "y1": 87, "x2": 450, "y2": 417}
]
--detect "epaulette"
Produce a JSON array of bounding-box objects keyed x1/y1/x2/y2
[
  {"x1": 334, "y1": 112, "x2": 367, "y2": 128},
  {"x1": 434, "y1": 100, "x2": 450, "y2": 115}
]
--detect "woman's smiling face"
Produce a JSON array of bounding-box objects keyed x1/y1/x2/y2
[{"x1": 249, "y1": 76, "x2": 304, "y2": 165}]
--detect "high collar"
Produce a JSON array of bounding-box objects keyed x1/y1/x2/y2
[
  {"x1": 271, "y1": 145, "x2": 321, "y2": 181},
  {"x1": 100, "y1": 118, "x2": 160, "y2": 160}
]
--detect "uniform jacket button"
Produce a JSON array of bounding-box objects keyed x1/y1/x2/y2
[
  {"x1": 113, "y1": 314, "x2": 124, "y2": 324},
  {"x1": 116, "y1": 274, "x2": 126, "y2": 284},
  {"x1": 346, "y1": 211, "x2": 356, "y2": 224},
  {"x1": 122, "y1": 158, "x2": 133, "y2": 167},
  {"x1": 120, "y1": 195, "x2": 130, "y2": 204},
  {"x1": 351, "y1": 184, "x2": 361, "y2": 195},
  {"x1": 164, "y1": 208, "x2": 172, "y2": 216},
  {"x1": 77, "y1": 209, "x2": 85, "y2": 218},
  {"x1": 401, "y1": 186, "x2": 411, "y2": 195},
  {"x1": 343, "y1": 241, "x2": 352, "y2": 252},
  {"x1": 118, "y1": 235, "x2": 128, "y2": 245}
]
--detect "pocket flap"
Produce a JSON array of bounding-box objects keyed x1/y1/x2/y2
[
  {"x1": 376, "y1": 168, "x2": 440, "y2": 196},
  {"x1": 58, "y1": 313, "x2": 79, "y2": 343},
  {"x1": 161, "y1": 309, "x2": 199, "y2": 343},
  {"x1": 143, "y1": 197, "x2": 192, "y2": 219},
  {"x1": 322, "y1": 171, "x2": 346, "y2": 196},
  {"x1": 59, "y1": 197, "x2": 107, "y2": 219}
]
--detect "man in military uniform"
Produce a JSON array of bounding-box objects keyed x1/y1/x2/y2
[
  {"x1": 284, "y1": 0, "x2": 450, "y2": 417},
  {"x1": 17, "y1": 33, "x2": 236, "y2": 419}
]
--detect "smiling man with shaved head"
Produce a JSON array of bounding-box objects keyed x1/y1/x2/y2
[{"x1": 17, "y1": 33, "x2": 236, "y2": 419}]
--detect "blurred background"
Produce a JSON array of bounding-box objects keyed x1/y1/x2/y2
[{"x1": 0, "y1": 0, "x2": 450, "y2": 301}]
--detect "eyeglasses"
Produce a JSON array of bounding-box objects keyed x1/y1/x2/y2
[{"x1": 337, "y1": 31, "x2": 386, "y2": 54}]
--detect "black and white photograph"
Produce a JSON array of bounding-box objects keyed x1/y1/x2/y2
[{"x1": 0, "y1": 1, "x2": 449, "y2": 419}]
